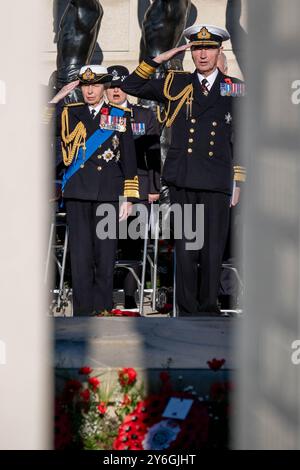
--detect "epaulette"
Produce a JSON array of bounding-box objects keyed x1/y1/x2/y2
[
  {"x1": 64, "y1": 102, "x2": 85, "y2": 108},
  {"x1": 109, "y1": 102, "x2": 131, "y2": 113}
]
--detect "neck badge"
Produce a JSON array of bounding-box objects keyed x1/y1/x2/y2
[{"x1": 225, "y1": 112, "x2": 232, "y2": 124}]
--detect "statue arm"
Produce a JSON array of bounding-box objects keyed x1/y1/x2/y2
[
  {"x1": 57, "y1": 0, "x2": 103, "y2": 85},
  {"x1": 141, "y1": 0, "x2": 191, "y2": 58}
]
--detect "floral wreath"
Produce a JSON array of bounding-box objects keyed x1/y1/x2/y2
[
  {"x1": 113, "y1": 391, "x2": 210, "y2": 450},
  {"x1": 55, "y1": 359, "x2": 229, "y2": 450}
]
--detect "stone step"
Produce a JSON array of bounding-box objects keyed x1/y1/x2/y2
[{"x1": 55, "y1": 317, "x2": 235, "y2": 370}]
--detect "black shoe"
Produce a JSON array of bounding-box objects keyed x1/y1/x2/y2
[
  {"x1": 198, "y1": 303, "x2": 222, "y2": 316},
  {"x1": 124, "y1": 295, "x2": 137, "y2": 310},
  {"x1": 218, "y1": 295, "x2": 232, "y2": 310},
  {"x1": 178, "y1": 311, "x2": 200, "y2": 317},
  {"x1": 74, "y1": 311, "x2": 95, "y2": 317}
]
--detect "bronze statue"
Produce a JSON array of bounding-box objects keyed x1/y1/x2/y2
[
  {"x1": 56, "y1": 0, "x2": 103, "y2": 89},
  {"x1": 226, "y1": 0, "x2": 246, "y2": 76},
  {"x1": 138, "y1": 0, "x2": 192, "y2": 176},
  {"x1": 140, "y1": 0, "x2": 192, "y2": 70}
]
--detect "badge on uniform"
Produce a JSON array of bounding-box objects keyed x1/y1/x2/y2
[
  {"x1": 100, "y1": 115, "x2": 127, "y2": 132},
  {"x1": 131, "y1": 122, "x2": 146, "y2": 136},
  {"x1": 112, "y1": 134, "x2": 120, "y2": 149},
  {"x1": 225, "y1": 112, "x2": 232, "y2": 124},
  {"x1": 220, "y1": 81, "x2": 245, "y2": 97}
]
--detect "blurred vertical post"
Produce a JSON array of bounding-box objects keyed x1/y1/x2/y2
[
  {"x1": 0, "y1": 1, "x2": 51, "y2": 449},
  {"x1": 235, "y1": 0, "x2": 300, "y2": 449}
]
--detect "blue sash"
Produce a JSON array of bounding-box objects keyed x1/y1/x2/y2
[{"x1": 62, "y1": 107, "x2": 125, "y2": 191}]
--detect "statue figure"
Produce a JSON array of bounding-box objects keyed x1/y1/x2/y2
[
  {"x1": 55, "y1": 0, "x2": 103, "y2": 102},
  {"x1": 140, "y1": 0, "x2": 192, "y2": 71},
  {"x1": 226, "y1": 0, "x2": 246, "y2": 76},
  {"x1": 138, "y1": 0, "x2": 192, "y2": 183}
]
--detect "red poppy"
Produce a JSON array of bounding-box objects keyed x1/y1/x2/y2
[
  {"x1": 54, "y1": 399, "x2": 73, "y2": 449},
  {"x1": 79, "y1": 366, "x2": 93, "y2": 375},
  {"x1": 100, "y1": 107, "x2": 109, "y2": 115},
  {"x1": 97, "y1": 402, "x2": 107, "y2": 415},
  {"x1": 80, "y1": 388, "x2": 90, "y2": 402},
  {"x1": 224, "y1": 78, "x2": 233, "y2": 84},
  {"x1": 118, "y1": 368, "x2": 137, "y2": 387},
  {"x1": 157, "y1": 304, "x2": 173, "y2": 314},
  {"x1": 207, "y1": 358, "x2": 226, "y2": 371},
  {"x1": 114, "y1": 439, "x2": 143, "y2": 450},
  {"x1": 88, "y1": 376, "x2": 100, "y2": 391},
  {"x1": 111, "y1": 309, "x2": 141, "y2": 317},
  {"x1": 159, "y1": 371, "x2": 170, "y2": 383},
  {"x1": 135, "y1": 395, "x2": 166, "y2": 417}
]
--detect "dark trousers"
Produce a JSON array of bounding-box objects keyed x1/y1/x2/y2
[
  {"x1": 118, "y1": 202, "x2": 149, "y2": 297},
  {"x1": 66, "y1": 199, "x2": 118, "y2": 316},
  {"x1": 169, "y1": 187, "x2": 230, "y2": 315}
]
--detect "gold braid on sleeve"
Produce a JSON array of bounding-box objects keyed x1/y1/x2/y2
[
  {"x1": 157, "y1": 71, "x2": 194, "y2": 128},
  {"x1": 61, "y1": 107, "x2": 87, "y2": 167},
  {"x1": 234, "y1": 165, "x2": 247, "y2": 182},
  {"x1": 124, "y1": 175, "x2": 140, "y2": 199},
  {"x1": 134, "y1": 61, "x2": 157, "y2": 79}
]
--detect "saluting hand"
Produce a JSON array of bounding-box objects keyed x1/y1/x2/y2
[
  {"x1": 49, "y1": 80, "x2": 80, "y2": 104},
  {"x1": 153, "y1": 43, "x2": 191, "y2": 65}
]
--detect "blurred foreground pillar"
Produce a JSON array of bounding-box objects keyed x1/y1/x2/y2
[
  {"x1": 0, "y1": 1, "x2": 51, "y2": 449},
  {"x1": 235, "y1": 0, "x2": 300, "y2": 449}
]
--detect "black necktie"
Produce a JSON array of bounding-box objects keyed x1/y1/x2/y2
[
  {"x1": 91, "y1": 109, "x2": 97, "y2": 119},
  {"x1": 201, "y1": 78, "x2": 209, "y2": 96}
]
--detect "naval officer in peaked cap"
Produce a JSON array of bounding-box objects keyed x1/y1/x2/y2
[{"x1": 122, "y1": 24, "x2": 246, "y2": 316}]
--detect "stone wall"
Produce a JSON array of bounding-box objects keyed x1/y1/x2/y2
[{"x1": 234, "y1": 0, "x2": 300, "y2": 450}]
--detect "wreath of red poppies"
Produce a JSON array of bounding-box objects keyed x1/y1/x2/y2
[{"x1": 113, "y1": 391, "x2": 210, "y2": 450}]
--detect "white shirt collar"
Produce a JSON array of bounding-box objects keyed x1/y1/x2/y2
[
  {"x1": 119, "y1": 99, "x2": 128, "y2": 108},
  {"x1": 197, "y1": 68, "x2": 219, "y2": 90},
  {"x1": 88, "y1": 99, "x2": 105, "y2": 116}
]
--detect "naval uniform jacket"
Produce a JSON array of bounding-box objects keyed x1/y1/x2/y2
[
  {"x1": 122, "y1": 58, "x2": 246, "y2": 195},
  {"x1": 55, "y1": 101, "x2": 139, "y2": 202},
  {"x1": 127, "y1": 102, "x2": 161, "y2": 201}
]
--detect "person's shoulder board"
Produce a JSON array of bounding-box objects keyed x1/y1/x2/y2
[{"x1": 63, "y1": 102, "x2": 85, "y2": 107}]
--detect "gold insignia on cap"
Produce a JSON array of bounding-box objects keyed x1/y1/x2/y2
[
  {"x1": 197, "y1": 27, "x2": 211, "y2": 40},
  {"x1": 82, "y1": 68, "x2": 95, "y2": 81}
]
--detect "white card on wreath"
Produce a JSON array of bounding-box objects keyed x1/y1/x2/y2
[{"x1": 162, "y1": 398, "x2": 193, "y2": 421}]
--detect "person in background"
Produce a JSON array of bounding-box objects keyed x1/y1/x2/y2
[
  {"x1": 106, "y1": 65, "x2": 161, "y2": 310},
  {"x1": 217, "y1": 51, "x2": 229, "y2": 75}
]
